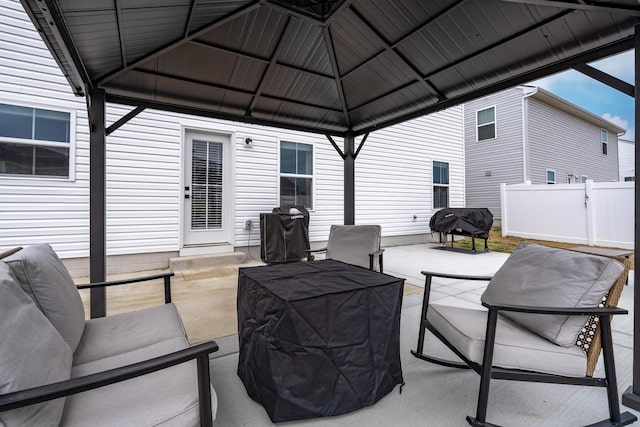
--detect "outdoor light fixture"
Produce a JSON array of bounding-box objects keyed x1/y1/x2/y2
[{"x1": 244, "y1": 137, "x2": 253, "y2": 147}]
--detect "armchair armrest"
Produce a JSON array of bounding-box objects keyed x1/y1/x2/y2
[
  {"x1": 421, "y1": 271, "x2": 494, "y2": 281},
  {"x1": 369, "y1": 248, "x2": 385, "y2": 272},
  {"x1": 306, "y1": 248, "x2": 327, "y2": 261},
  {"x1": 0, "y1": 340, "x2": 219, "y2": 416},
  {"x1": 77, "y1": 272, "x2": 175, "y2": 303},
  {"x1": 482, "y1": 301, "x2": 628, "y2": 316}
]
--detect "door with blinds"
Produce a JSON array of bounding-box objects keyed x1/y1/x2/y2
[{"x1": 183, "y1": 131, "x2": 232, "y2": 246}]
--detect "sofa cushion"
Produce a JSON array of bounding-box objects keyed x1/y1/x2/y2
[
  {"x1": 62, "y1": 337, "x2": 217, "y2": 427},
  {"x1": 3, "y1": 244, "x2": 85, "y2": 352},
  {"x1": 0, "y1": 262, "x2": 73, "y2": 426},
  {"x1": 481, "y1": 242, "x2": 623, "y2": 347},
  {"x1": 427, "y1": 303, "x2": 587, "y2": 377},
  {"x1": 74, "y1": 303, "x2": 188, "y2": 365}
]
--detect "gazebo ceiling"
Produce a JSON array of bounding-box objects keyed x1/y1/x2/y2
[{"x1": 21, "y1": 0, "x2": 639, "y2": 136}]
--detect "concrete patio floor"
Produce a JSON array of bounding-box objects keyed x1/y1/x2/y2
[{"x1": 77, "y1": 243, "x2": 640, "y2": 426}]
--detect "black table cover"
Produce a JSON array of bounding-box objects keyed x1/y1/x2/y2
[{"x1": 237, "y1": 259, "x2": 404, "y2": 422}]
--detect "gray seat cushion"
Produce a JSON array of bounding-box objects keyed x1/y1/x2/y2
[
  {"x1": 74, "y1": 303, "x2": 188, "y2": 365},
  {"x1": 0, "y1": 262, "x2": 73, "y2": 426},
  {"x1": 62, "y1": 337, "x2": 217, "y2": 427},
  {"x1": 428, "y1": 303, "x2": 587, "y2": 377},
  {"x1": 481, "y1": 242, "x2": 623, "y2": 347},
  {"x1": 326, "y1": 225, "x2": 382, "y2": 270},
  {"x1": 3, "y1": 244, "x2": 86, "y2": 352}
]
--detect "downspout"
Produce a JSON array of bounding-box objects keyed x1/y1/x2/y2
[{"x1": 522, "y1": 87, "x2": 538, "y2": 184}]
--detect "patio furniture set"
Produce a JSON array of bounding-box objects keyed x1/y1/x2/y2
[{"x1": 0, "y1": 226, "x2": 636, "y2": 426}]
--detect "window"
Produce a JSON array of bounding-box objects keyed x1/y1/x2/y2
[
  {"x1": 0, "y1": 103, "x2": 73, "y2": 178},
  {"x1": 280, "y1": 141, "x2": 313, "y2": 209},
  {"x1": 433, "y1": 161, "x2": 449, "y2": 209},
  {"x1": 476, "y1": 106, "x2": 496, "y2": 141},
  {"x1": 546, "y1": 169, "x2": 556, "y2": 184},
  {"x1": 601, "y1": 129, "x2": 608, "y2": 155}
]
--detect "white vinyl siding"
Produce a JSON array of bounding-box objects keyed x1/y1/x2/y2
[
  {"x1": 527, "y1": 98, "x2": 619, "y2": 185},
  {"x1": 356, "y1": 107, "x2": 465, "y2": 236},
  {"x1": 0, "y1": 0, "x2": 89, "y2": 258},
  {"x1": 618, "y1": 139, "x2": 634, "y2": 181},
  {"x1": 0, "y1": 0, "x2": 466, "y2": 259},
  {"x1": 464, "y1": 88, "x2": 524, "y2": 219}
]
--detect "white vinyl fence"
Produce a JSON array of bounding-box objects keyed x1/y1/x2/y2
[{"x1": 500, "y1": 181, "x2": 634, "y2": 250}]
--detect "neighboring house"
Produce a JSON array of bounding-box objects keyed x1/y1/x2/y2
[
  {"x1": 464, "y1": 86, "x2": 625, "y2": 221},
  {"x1": 618, "y1": 139, "x2": 635, "y2": 182},
  {"x1": 0, "y1": 0, "x2": 464, "y2": 276}
]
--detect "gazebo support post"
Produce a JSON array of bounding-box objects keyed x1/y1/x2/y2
[
  {"x1": 87, "y1": 88, "x2": 107, "y2": 319},
  {"x1": 622, "y1": 24, "x2": 640, "y2": 411},
  {"x1": 344, "y1": 132, "x2": 355, "y2": 225}
]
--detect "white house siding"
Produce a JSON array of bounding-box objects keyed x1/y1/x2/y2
[
  {"x1": 0, "y1": 0, "x2": 465, "y2": 269},
  {"x1": 356, "y1": 107, "x2": 465, "y2": 236},
  {"x1": 618, "y1": 139, "x2": 635, "y2": 181},
  {"x1": 0, "y1": 0, "x2": 90, "y2": 259},
  {"x1": 527, "y1": 97, "x2": 620, "y2": 185},
  {"x1": 464, "y1": 87, "x2": 525, "y2": 220}
]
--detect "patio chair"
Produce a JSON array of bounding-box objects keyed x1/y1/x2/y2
[
  {"x1": 0, "y1": 244, "x2": 218, "y2": 426},
  {"x1": 306, "y1": 224, "x2": 384, "y2": 272},
  {"x1": 411, "y1": 242, "x2": 636, "y2": 427}
]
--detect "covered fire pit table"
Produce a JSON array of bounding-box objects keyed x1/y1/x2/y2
[{"x1": 237, "y1": 259, "x2": 405, "y2": 422}]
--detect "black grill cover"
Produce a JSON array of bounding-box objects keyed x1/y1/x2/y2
[
  {"x1": 237, "y1": 260, "x2": 404, "y2": 422},
  {"x1": 429, "y1": 208, "x2": 493, "y2": 238},
  {"x1": 260, "y1": 205, "x2": 310, "y2": 263}
]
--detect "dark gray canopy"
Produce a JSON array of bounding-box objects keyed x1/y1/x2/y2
[{"x1": 21, "y1": 0, "x2": 638, "y2": 136}]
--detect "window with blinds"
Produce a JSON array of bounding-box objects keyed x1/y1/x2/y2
[{"x1": 191, "y1": 139, "x2": 223, "y2": 230}]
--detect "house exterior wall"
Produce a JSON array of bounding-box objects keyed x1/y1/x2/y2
[
  {"x1": 464, "y1": 86, "x2": 622, "y2": 220},
  {"x1": 526, "y1": 97, "x2": 620, "y2": 185},
  {"x1": 618, "y1": 139, "x2": 635, "y2": 182},
  {"x1": 0, "y1": 0, "x2": 465, "y2": 270},
  {"x1": 463, "y1": 87, "x2": 525, "y2": 220}
]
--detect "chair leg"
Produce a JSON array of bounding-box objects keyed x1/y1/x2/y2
[
  {"x1": 596, "y1": 316, "x2": 637, "y2": 427},
  {"x1": 467, "y1": 309, "x2": 499, "y2": 426},
  {"x1": 197, "y1": 354, "x2": 213, "y2": 427},
  {"x1": 415, "y1": 274, "x2": 433, "y2": 354}
]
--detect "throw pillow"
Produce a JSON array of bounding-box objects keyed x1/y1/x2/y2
[
  {"x1": 0, "y1": 262, "x2": 72, "y2": 426},
  {"x1": 481, "y1": 242, "x2": 623, "y2": 347},
  {"x1": 3, "y1": 244, "x2": 86, "y2": 352}
]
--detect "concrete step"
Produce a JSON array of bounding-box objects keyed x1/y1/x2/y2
[{"x1": 169, "y1": 252, "x2": 247, "y2": 271}]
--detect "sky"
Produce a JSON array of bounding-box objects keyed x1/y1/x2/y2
[{"x1": 528, "y1": 49, "x2": 635, "y2": 142}]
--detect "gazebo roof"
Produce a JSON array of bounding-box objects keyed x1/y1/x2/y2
[{"x1": 21, "y1": 0, "x2": 639, "y2": 136}]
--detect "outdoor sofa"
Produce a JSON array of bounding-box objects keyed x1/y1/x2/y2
[{"x1": 0, "y1": 244, "x2": 218, "y2": 426}]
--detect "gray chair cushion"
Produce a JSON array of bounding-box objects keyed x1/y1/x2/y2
[
  {"x1": 3, "y1": 244, "x2": 86, "y2": 352},
  {"x1": 74, "y1": 303, "x2": 188, "y2": 365},
  {"x1": 481, "y1": 242, "x2": 623, "y2": 347},
  {"x1": 62, "y1": 337, "x2": 217, "y2": 427},
  {"x1": 0, "y1": 262, "x2": 73, "y2": 426},
  {"x1": 326, "y1": 225, "x2": 381, "y2": 270},
  {"x1": 428, "y1": 303, "x2": 587, "y2": 377}
]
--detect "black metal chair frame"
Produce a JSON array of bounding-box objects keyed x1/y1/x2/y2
[
  {"x1": 0, "y1": 272, "x2": 219, "y2": 427},
  {"x1": 411, "y1": 271, "x2": 637, "y2": 427},
  {"x1": 306, "y1": 248, "x2": 384, "y2": 272},
  {"x1": 437, "y1": 230, "x2": 489, "y2": 253}
]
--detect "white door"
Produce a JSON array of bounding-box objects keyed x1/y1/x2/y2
[{"x1": 183, "y1": 131, "x2": 232, "y2": 246}]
